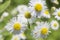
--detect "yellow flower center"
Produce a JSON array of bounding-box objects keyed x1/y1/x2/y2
[
  {"x1": 44, "y1": 10, "x2": 49, "y2": 15},
  {"x1": 41, "y1": 27, "x2": 48, "y2": 35},
  {"x1": 58, "y1": 12, "x2": 60, "y2": 17},
  {"x1": 13, "y1": 22, "x2": 21, "y2": 30},
  {"x1": 35, "y1": 3, "x2": 42, "y2": 11},
  {"x1": 53, "y1": 23, "x2": 57, "y2": 27},
  {"x1": 24, "y1": 11, "x2": 31, "y2": 19},
  {"x1": 14, "y1": 36, "x2": 19, "y2": 40}
]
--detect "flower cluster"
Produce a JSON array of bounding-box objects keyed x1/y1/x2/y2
[{"x1": 0, "y1": 0, "x2": 60, "y2": 40}]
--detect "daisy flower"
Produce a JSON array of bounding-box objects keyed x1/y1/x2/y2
[
  {"x1": 16, "y1": 5, "x2": 28, "y2": 13},
  {"x1": 50, "y1": 20, "x2": 59, "y2": 30},
  {"x1": 5, "y1": 17, "x2": 27, "y2": 34},
  {"x1": 51, "y1": 0, "x2": 59, "y2": 5},
  {"x1": 42, "y1": 9, "x2": 50, "y2": 18},
  {"x1": 51, "y1": 6, "x2": 56, "y2": 13},
  {"x1": 53, "y1": 8, "x2": 60, "y2": 20},
  {"x1": 17, "y1": 6, "x2": 36, "y2": 24},
  {"x1": 29, "y1": 0, "x2": 47, "y2": 18},
  {"x1": 32, "y1": 22, "x2": 50, "y2": 39}
]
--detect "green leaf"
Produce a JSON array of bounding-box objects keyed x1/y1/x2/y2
[
  {"x1": 0, "y1": 0, "x2": 11, "y2": 14},
  {"x1": 12, "y1": 0, "x2": 29, "y2": 5}
]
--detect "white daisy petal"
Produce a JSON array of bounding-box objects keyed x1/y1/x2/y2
[{"x1": 50, "y1": 20, "x2": 59, "y2": 30}]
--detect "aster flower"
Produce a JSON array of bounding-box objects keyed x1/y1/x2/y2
[
  {"x1": 41, "y1": 9, "x2": 50, "y2": 18},
  {"x1": 32, "y1": 22, "x2": 50, "y2": 39},
  {"x1": 5, "y1": 17, "x2": 27, "y2": 35},
  {"x1": 17, "y1": 5, "x2": 36, "y2": 24},
  {"x1": 51, "y1": 6, "x2": 56, "y2": 13},
  {"x1": 53, "y1": 8, "x2": 60, "y2": 20},
  {"x1": 29, "y1": 0, "x2": 47, "y2": 18},
  {"x1": 50, "y1": 20, "x2": 59, "y2": 30}
]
